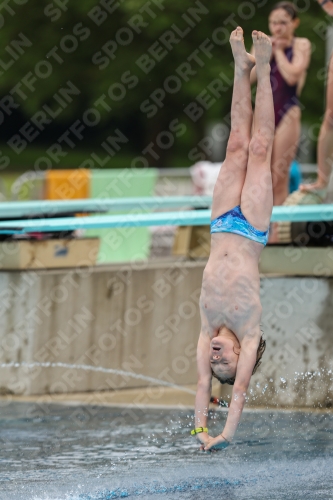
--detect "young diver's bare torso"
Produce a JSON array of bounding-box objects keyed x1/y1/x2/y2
[{"x1": 200, "y1": 232, "x2": 263, "y2": 342}]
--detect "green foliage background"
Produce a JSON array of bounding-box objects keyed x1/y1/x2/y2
[{"x1": 0, "y1": 0, "x2": 330, "y2": 169}]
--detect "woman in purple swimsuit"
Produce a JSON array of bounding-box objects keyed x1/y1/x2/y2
[
  {"x1": 251, "y1": 2, "x2": 311, "y2": 242},
  {"x1": 301, "y1": 0, "x2": 333, "y2": 196}
]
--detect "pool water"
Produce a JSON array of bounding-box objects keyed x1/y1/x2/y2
[{"x1": 0, "y1": 402, "x2": 332, "y2": 500}]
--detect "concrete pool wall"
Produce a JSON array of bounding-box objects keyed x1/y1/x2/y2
[{"x1": 0, "y1": 256, "x2": 332, "y2": 408}]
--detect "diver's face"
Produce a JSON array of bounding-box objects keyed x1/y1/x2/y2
[
  {"x1": 210, "y1": 336, "x2": 239, "y2": 382},
  {"x1": 269, "y1": 9, "x2": 297, "y2": 39}
]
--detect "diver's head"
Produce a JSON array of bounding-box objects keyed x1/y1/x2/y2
[
  {"x1": 210, "y1": 327, "x2": 240, "y2": 385},
  {"x1": 269, "y1": 2, "x2": 299, "y2": 39},
  {"x1": 210, "y1": 328, "x2": 266, "y2": 386}
]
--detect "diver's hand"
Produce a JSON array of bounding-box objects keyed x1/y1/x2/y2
[
  {"x1": 196, "y1": 432, "x2": 210, "y2": 450},
  {"x1": 196, "y1": 432, "x2": 219, "y2": 452},
  {"x1": 203, "y1": 434, "x2": 230, "y2": 452}
]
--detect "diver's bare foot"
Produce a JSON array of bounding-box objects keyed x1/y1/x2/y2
[
  {"x1": 252, "y1": 30, "x2": 272, "y2": 76},
  {"x1": 230, "y1": 27, "x2": 255, "y2": 72}
]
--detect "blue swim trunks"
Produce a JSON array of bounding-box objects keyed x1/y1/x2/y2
[{"x1": 210, "y1": 205, "x2": 269, "y2": 246}]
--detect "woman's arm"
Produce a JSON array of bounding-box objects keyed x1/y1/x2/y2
[
  {"x1": 274, "y1": 37, "x2": 311, "y2": 86},
  {"x1": 318, "y1": 0, "x2": 333, "y2": 16}
]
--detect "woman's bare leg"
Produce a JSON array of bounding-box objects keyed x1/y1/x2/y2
[
  {"x1": 211, "y1": 27, "x2": 255, "y2": 220},
  {"x1": 241, "y1": 31, "x2": 274, "y2": 231},
  {"x1": 301, "y1": 53, "x2": 333, "y2": 192},
  {"x1": 268, "y1": 106, "x2": 300, "y2": 242},
  {"x1": 271, "y1": 106, "x2": 301, "y2": 205}
]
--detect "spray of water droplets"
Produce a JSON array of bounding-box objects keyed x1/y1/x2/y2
[{"x1": 0, "y1": 361, "x2": 197, "y2": 396}]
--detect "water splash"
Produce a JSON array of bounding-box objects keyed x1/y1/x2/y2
[
  {"x1": 0, "y1": 361, "x2": 229, "y2": 407},
  {"x1": 0, "y1": 361, "x2": 197, "y2": 395}
]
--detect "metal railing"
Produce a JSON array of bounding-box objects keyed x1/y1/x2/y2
[{"x1": 0, "y1": 199, "x2": 333, "y2": 235}]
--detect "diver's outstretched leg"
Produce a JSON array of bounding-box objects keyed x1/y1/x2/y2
[
  {"x1": 211, "y1": 26, "x2": 255, "y2": 220},
  {"x1": 241, "y1": 30, "x2": 274, "y2": 232}
]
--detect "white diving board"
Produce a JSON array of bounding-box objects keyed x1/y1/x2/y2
[{"x1": 0, "y1": 204, "x2": 333, "y2": 234}]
